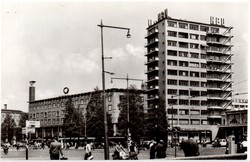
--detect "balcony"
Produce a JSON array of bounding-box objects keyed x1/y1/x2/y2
[
  {"x1": 207, "y1": 87, "x2": 223, "y2": 91},
  {"x1": 146, "y1": 76, "x2": 159, "y2": 83},
  {"x1": 145, "y1": 67, "x2": 159, "y2": 74},
  {"x1": 145, "y1": 38, "x2": 159, "y2": 47},
  {"x1": 145, "y1": 48, "x2": 159, "y2": 56},
  {"x1": 147, "y1": 95, "x2": 159, "y2": 101},
  {"x1": 207, "y1": 105, "x2": 223, "y2": 109},
  {"x1": 145, "y1": 57, "x2": 159, "y2": 65},
  {"x1": 147, "y1": 85, "x2": 159, "y2": 92},
  {"x1": 145, "y1": 28, "x2": 159, "y2": 38}
]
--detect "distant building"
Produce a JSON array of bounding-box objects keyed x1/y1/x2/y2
[
  {"x1": 145, "y1": 9, "x2": 233, "y2": 141},
  {"x1": 217, "y1": 98, "x2": 248, "y2": 143},
  {"x1": 1, "y1": 104, "x2": 28, "y2": 142},
  {"x1": 28, "y1": 82, "x2": 147, "y2": 139}
]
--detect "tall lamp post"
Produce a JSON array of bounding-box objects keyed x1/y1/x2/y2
[
  {"x1": 111, "y1": 74, "x2": 143, "y2": 139},
  {"x1": 98, "y1": 20, "x2": 131, "y2": 160}
]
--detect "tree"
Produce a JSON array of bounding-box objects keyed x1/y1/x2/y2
[
  {"x1": 117, "y1": 85, "x2": 146, "y2": 142},
  {"x1": 145, "y1": 98, "x2": 169, "y2": 142},
  {"x1": 1, "y1": 113, "x2": 16, "y2": 142},
  {"x1": 63, "y1": 98, "x2": 84, "y2": 139},
  {"x1": 86, "y1": 87, "x2": 112, "y2": 141},
  {"x1": 16, "y1": 113, "x2": 28, "y2": 141}
]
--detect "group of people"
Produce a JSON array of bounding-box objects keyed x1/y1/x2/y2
[
  {"x1": 112, "y1": 141, "x2": 139, "y2": 160},
  {"x1": 49, "y1": 137, "x2": 93, "y2": 160},
  {"x1": 149, "y1": 133, "x2": 200, "y2": 158}
]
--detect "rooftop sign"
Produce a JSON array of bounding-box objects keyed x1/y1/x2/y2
[{"x1": 210, "y1": 16, "x2": 224, "y2": 26}]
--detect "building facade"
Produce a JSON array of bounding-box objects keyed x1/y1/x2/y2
[
  {"x1": 28, "y1": 86, "x2": 147, "y2": 139},
  {"x1": 1, "y1": 104, "x2": 28, "y2": 142},
  {"x1": 145, "y1": 9, "x2": 233, "y2": 140}
]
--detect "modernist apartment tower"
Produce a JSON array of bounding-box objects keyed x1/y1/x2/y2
[{"x1": 145, "y1": 9, "x2": 233, "y2": 140}]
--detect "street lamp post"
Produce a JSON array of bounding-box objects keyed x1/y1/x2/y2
[
  {"x1": 98, "y1": 20, "x2": 130, "y2": 160},
  {"x1": 111, "y1": 74, "x2": 143, "y2": 139}
]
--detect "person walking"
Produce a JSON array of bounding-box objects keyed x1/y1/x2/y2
[
  {"x1": 84, "y1": 141, "x2": 93, "y2": 160},
  {"x1": 149, "y1": 140, "x2": 157, "y2": 159},
  {"x1": 155, "y1": 140, "x2": 166, "y2": 159},
  {"x1": 49, "y1": 137, "x2": 64, "y2": 160},
  {"x1": 181, "y1": 133, "x2": 200, "y2": 157},
  {"x1": 129, "y1": 141, "x2": 138, "y2": 160}
]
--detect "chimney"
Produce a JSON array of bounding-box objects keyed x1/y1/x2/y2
[
  {"x1": 29, "y1": 81, "x2": 36, "y2": 102},
  {"x1": 4, "y1": 104, "x2": 7, "y2": 109}
]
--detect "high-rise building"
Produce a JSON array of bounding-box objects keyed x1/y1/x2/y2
[{"x1": 145, "y1": 9, "x2": 233, "y2": 141}]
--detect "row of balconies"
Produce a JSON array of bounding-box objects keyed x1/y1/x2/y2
[
  {"x1": 145, "y1": 57, "x2": 159, "y2": 65},
  {"x1": 145, "y1": 28, "x2": 159, "y2": 38},
  {"x1": 145, "y1": 47, "x2": 159, "y2": 56}
]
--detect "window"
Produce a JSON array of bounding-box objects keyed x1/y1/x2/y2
[
  {"x1": 48, "y1": 119, "x2": 51, "y2": 124},
  {"x1": 201, "y1": 91, "x2": 207, "y2": 96},
  {"x1": 179, "y1": 42, "x2": 189, "y2": 48},
  {"x1": 44, "y1": 112, "x2": 47, "y2": 118},
  {"x1": 190, "y1": 110, "x2": 200, "y2": 115},
  {"x1": 189, "y1": 62, "x2": 199, "y2": 68},
  {"x1": 52, "y1": 111, "x2": 56, "y2": 116},
  {"x1": 179, "y1": 109, "x2": 189, "y2": 115},
  {"x1": 190, "y1": 24, "x2": 199, "y2": 30},
  {"x1": 167, "y1": 79, "x2": 177, "y2": 85},
  {"x1": 179, "y1": 23, "x2": 188, "y2": 29},
  {"x1": 36, "y1": 113, "x2": 39, "y2": 118},
  {"x1": 179, "y1": 61, "x2": 188, "y2": 67},
  {"x1": 57, "y1": 111, "x2": 59, "y2": 117},
  {"x1": 191, "y1": 119, "x2": 200, "y2": 125},
  {"x1": 179, "y1": 71, "x2": 188, "y2": 76},
  {"x1": 178, "y1": 32, "x2": 188, "y2": 38},
  {"x1": 190, "y1": 91, "x2": 200, "y2": 97},
  {"x1": 179, "y1": 119, "x2": 189, "y2": 125},
  {"x1": 190, "y1": 43, "x2": 199, "y2": 49},
  {"x1": 190, "y1": 71, "x2": 199, "y2": 77},
  {"x1": 179, "y1": 100, "x2": 189, "y2": 105},
  {"x1": 168, "y1": 50, "x2": 177, "y2": 56},
  {"x1": 167, "y1": 60, "x2": 177, "y2": 66},
  {"x1": 168, "y1": 70, "x2": 177, "y2": 75},
  {"x1": 48, "y1": 111, "x2": 51, "y2": 117},
  {"x1": 190, "y1": 100, "x2": 200, "y2": 106},
  {"x1": 201, "y1": 82, "x2": 207, "y2": 87},
  {"x1": 201, "y1": 101, "x2": 207, "y2": 106},
  {"x1": 167, "y1": 40, "x2": 177, "y2": 46},
  {"x1": 167, "y1": 89, "x2": 177, "y2": 95},
  {"x1": 200, "y1": 35, "x2": 206, "y2": 41},
  {"x1": 168, "y1": 21, "x2": 177, "y2": 27},
  {"x1": 179, "y1": 80, "x2": 189, "y2": 86},
  {"x1": 200, "y1": 26, "x2": 209, "y2": 32},
  {"x1": 179, "y1": 51, "x2": 188, "y2": 57},
  {"x1": 200, "y1": 63, "x2": 206, "y2": 69},
  {"x1": 201, "y1": 73, "x2": 207, "y2": 78},
  {"x1": 190, "y1": 81, "x2": 199, "y2": 87},
  {"x1": 179, "y1": 90, "x2": 189, "y2": 96},
  {"x1": 108, "y1": 105, "x2": 112, "y2": 111},
  {"x1": 167, "y1": 108, "x2": 178, "y2": 114},
  {"x1": 201, "y1": 120, "x2": 207, "y2": 125},
  {"x1": 211, "y1": 27, "x2": 219, "y2": 33},
  {"x1": 108, "y1": 95, "x2": 112, "y2": 102},
  {"x1": 201, "y1": 54, "x2": 206, "y2": 59},
  {"x1": 168, "y1": 31, "x2": 177, "y2": 37},
  {"x1": 190, "y1": 34, "x2": 199, "y2": 40}
]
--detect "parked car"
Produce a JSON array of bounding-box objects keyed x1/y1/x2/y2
[
  {"x1": 237, "y1": 140, "x2": 247, "y2": 153},
  {"x1": 212, "y1": 139, "x2": 227, "y2": 147}
]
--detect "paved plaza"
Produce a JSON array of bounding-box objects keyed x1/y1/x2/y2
[{"x1": 1, "y1": 145, "x2": 228, "y2": 160}]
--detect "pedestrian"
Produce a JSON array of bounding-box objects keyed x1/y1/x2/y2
[
  {"x1": 149, "y1": 140, "x2": 157, "y2": 159},
  {"x1": 181, "y1": 133, "x2": 200, "y2": 157},
  {"x1": 155, "y1": 140, "x2": 166, "y2": 159},
  {"x1": 49, "y1": 137, "x2": 64, "y2": 160},
  {"x1": 113, "y1": 142, "x2": 126, "y2": 160},
  {"x1": 129, "y1": 141, "x2": 139, "y2": 160},
  {"x1": 84, "y1": 141, "x2": 93, "y2": 160},
  {"x1": 41, "y1": 141, "x2": 45, "y2": 149}
]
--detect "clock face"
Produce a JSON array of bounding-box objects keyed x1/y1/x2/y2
[{"x1": 63, "y1": 87, "x2": 69, "y2": 94}]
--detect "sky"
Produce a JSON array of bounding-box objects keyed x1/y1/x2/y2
[{"x1": 1, "y1": 0, "x2": 249, "y2": 112}]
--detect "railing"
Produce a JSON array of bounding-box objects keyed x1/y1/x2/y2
[
  {"x1": 223, "y1": 91, "x2": 232, "y2": 100},
  {"x1": 223, "y1": 82, "x2": 232, "y2": 91},
  {"x1": 223, "y1": 73, "x2": 232, "y2": 81}
]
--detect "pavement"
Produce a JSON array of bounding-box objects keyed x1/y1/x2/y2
[{"x1": 1, "y1": 145, "x2": 229, "y2": 160}]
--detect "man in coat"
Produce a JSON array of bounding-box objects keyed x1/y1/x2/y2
[
  {"x1": 181, "y1": 133, "x2": 200, "y2": 157},
  {"x1": 49, "y1": 137, "x2": 64, "y2": 160}
]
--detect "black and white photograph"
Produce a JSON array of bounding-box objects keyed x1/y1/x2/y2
[{"x1": 1, "y1": 0, "x2": 249, "y2": 160}]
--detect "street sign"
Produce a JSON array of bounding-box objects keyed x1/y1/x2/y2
[{"x1": 26, "y1": 120, "x2": 40, "y2": 128}]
